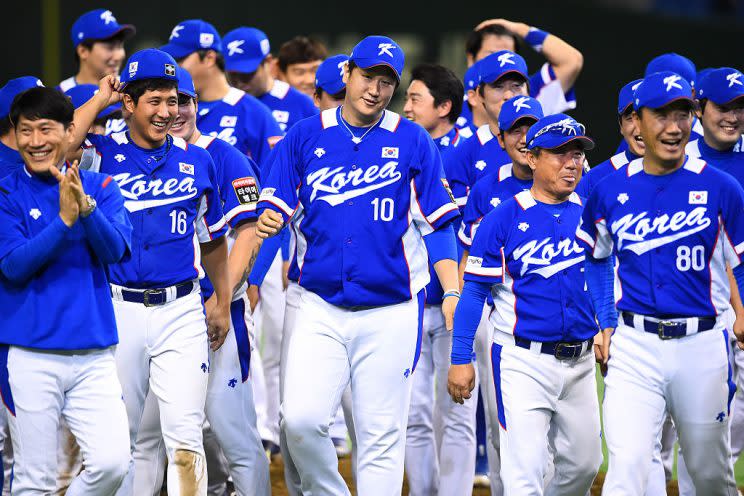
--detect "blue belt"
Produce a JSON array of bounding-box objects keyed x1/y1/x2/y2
[
  {"x1": 117, "y1": 280, "x2": 196, "y2": 307},
  {"x1": 621, "y1": 311, "x2": 716, "y2": 339},
  {"x1": 514, "y1": 337, "x2": 594, "y2": 360}
]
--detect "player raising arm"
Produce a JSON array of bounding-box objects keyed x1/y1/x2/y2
[
  {"x1": 255, "y1": 36, "x2": 460, "y2": 495},
  {"x1": 578, "y1": 72, "x2": 740, "y2": 495}
]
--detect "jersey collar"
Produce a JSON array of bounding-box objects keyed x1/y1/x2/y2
[{"x1": 514, "y1": 190, "x2": 582, "y2": 210}]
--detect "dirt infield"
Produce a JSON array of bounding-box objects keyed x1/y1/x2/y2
[{"x1": 268, "y1": 456, "x2": 683, "y2": 496}]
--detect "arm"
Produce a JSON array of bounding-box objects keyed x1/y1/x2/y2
[
  {"x1": 227, "y1": 221, "x2": 262, "y2": 297},
  {"x1": 67, "y1": 76, "x2": 122, "y2": 161},
  {"x1": 79, "y1": 208, "x2": 127, "y2": 263},
  {"x1": 201, "y1": 236, "x2": 231, "y2": 351},
  {"x1": 584, "y1": 254, "x2": 617, "y2": 369},
  {"x1": 0, "y1": 217, "x2": 70, "y2": 284},
  {"x1": 424, "y1": 224, "x2": 460, "y2": 330},
  {"x1": 475, "y1": 18, "x2": 583, "y2": 92}
]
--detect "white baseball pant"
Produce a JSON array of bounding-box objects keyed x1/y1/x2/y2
[
  {"x1": 111, "y1": 290, "x2": 209, "y2": 496},
  {"x1": 601, "y1": 322, "x2": 737, "y2": 495},
  {"x1": 405, "y1": 304, "x2": 477, "y2": 496},
  {"x1": 493, "y1": 333, "x2": 601, "y2": 496},
  {"x1": 0, "y1": 409, "x2": 11, "y2": 496},
  {"x1": 279, "y1": 282, "x2": 357, "y2": 496},
  {"x1": 5, "y1": 346, "x2": 130, "y2": 495},
  {"x1": 282, "y1": 287, "x2": 424, "y2": 495}
]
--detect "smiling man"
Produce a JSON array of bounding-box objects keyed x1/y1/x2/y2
[
  {"x1": 58, "y1": 9, "x2": 135, "y2": 92},
  {"x1": 69, "y1": 49, "x2": 233, "y2": 496},
  {"x1": 255, "y1": 36, "x2": 460, "y2": 495},
  {"x1": 276, "y1": 36, "x2": 328, "y2": 98},
  {"x1": 579, "y1": 71, "x2": 741, "y2": 495}
]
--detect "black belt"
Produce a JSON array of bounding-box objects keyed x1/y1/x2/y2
[
  {"x1": 116, "y1": 280, "x2": 196, "y2": 307},
  {"x1": 621, "y1": 311, "x2": 716, "y2": 339},
  {"x1": 514, "y1": 337, "x2": 594, "y2": 360}
]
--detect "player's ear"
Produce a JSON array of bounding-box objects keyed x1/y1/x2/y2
[
  {"x1": 526, "y1": 149, "x2": 538, "y2": 172},
  {"x1": 496, "y1": 130, "x2": 506, "y2": 150},
  {"x1": 342, "y1": 64, "x2": 351, "y2": 85},
  {"x1": 694, "y1": 99, "x2": 703, "y2": 120},
  {"x1": 122, "y1": 93, "x2": 136, "y2": 113},
  {"x1": 76, "y1": 44, "x2": 90, "y2": 63},
  {"x1": 436, "y1": 100, "x2": 452, "y2": 119}
]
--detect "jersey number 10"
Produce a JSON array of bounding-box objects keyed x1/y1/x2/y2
[{"x1": 371, "y1": 198, "x2": 395, "y2": 222}]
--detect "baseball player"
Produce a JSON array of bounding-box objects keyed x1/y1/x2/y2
[
  {"x1": 455, "y1": 61, "x2": 485, "y2": 140},
  {"x1": 0, "y1": 77, "x2": 43, "y2": 179},
  {"x1": 69, "y1": 49, "x2": 233, "y2": 496},
  {"x1": 222, "y1": 28, "x2": 318, "y2": 133},
  {"x1": 256, "y1": 35, "x2": 460, "y2": 494},
  {"x1": 575, "y1": 79, "x2": 644, "y2": 198},
  {"x1": 578, "y1": 71, "x2": 740, "y2": 494},
  {"x1": 466, "y1": 19, "x2": 583, "y2": 115},
  {"x1": 0, "y1": 86, "x2": 132, "y2": 494},
  {"x1": 276, "y1": 36, "x2": 329, "y2": 97},
  {"x1": 312, "y1": 55, "x2": 350, "y2": 109},
  {"x1": 160, "y1": 19, "x2": 283, "y2": 170},
  {"x1": 128, "y1": 67, "x2": 270, "y2": 496},
  {"x1": 673, "y1": 66, "x2": 744, "y2": 496},
  {"x1": 401, "y1": 62, "x2": 473, "y2": 496},
  {"x1": 59, "y1": 9, "x2": 135, "y2": 92},
  {"x1": 449, "y1": 112, "x2": 600, "y2": 495}
]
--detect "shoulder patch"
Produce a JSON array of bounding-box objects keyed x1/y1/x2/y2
[{"x1": 233, "y1": 177, "x2": 259, "y2": 205}]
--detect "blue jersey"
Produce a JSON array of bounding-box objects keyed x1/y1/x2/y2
[
  {"x1": 57, "y1": 77, "x2": 126, "y2": 137},
  {"x1": 464, "y1": 190, "x2": 596, "y2": 342},
  {"x1": 196, "y1": 87, "x2": 283, "y2": 173},
  {"x1": 686, "y1": 138, "x2": 744, "y2": 187},
  {"x1": 82, "y1": 132, "x2": 227, "y2": 288},
  {"x1": 444, "y1": 124, "x2": 510, "y2": 210},
  {"x1": 458, "y1": 163, "x2": 532, "y2": 249},
  {"x1": 529, "y1": 63, "x2": 577, "y2": 115},
  {"x1": 575, "y1": 150, "x2": 639, "y2": 198},
  {"x1": 194, "y1": 135, "x2": 261, "y2": 299},
  {"x1": 258, "y1": 107, "x2": 459, "y2": 307},
  {"x1": 0, "y1": 141, "x2": 23, "y2": 180},
  {"x1": 0, "y1": 167, "x2": 132, "y2": 349},
  {"x1": 425, "y1": 126, "x2": 465, "y2": 305},
  {"x1": 577, "y1": 156, "x2": 744, "y2": 318},
  {"x1": 259, "y1": 80, "x2": 319, "y2": 133}
]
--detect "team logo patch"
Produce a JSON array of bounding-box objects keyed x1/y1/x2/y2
[
  {"x1": 663, "y1": 74, "x2": 683, "y2": 92},
  {"x1": 689, "y1": 191, "x2": 708, "y2": 204},
  {"x1": 29, "y1": 208, "x2": 41, "y2": 220},
  {"x1": 232, "y1": 177, "x2": 259, "y2": 205},
  {"x1": 128, "y1": 61, "x2": 138, "y2": 78},
  {"x1": 467, "y1": 256, "x2": 483, "y2": 267},
  {"x1": 439, "y1": 136, "x2": 450, "y2": 147},
  {"x1": 617, "y1": 193, "x2": 629, "y2": 205},
  {"x1": 272, "y1": 110, "x2": 290, "y2": 124},
  {"x1": 259, "y1": 187, "x2": 276, "y2": 201},
  {"x1": 377, "y1": 43, "x2": 396, "y2": 57},
  {"x1": 114, "y1": 153, "x2": 126, "y2": 163},
  {"x1": 199, "y1": 33, "x2": 215, "y2": 48},
  {"x1": 518, "y1": 222, "x2": 530, "y2": 232},
  {"x1": 314, "y1": 148, "x2": 326, "y2": 158},
  {"x1": 475, "y1": 160, "x2": 487, "y2": 171},
  {"x1": 164, "y1": 64, "x2": 176, "y2": 77},
  {"x1": 179, "y1": 162, "x2": 194, "y2": 175},
  {"x1": 490, "y1": 197, "x2": 502, "y2": 208},
  {"x1": 220, "y1": 115, "x2": 237, "y2": 127},
  {"x1": 170, "y1": 25, "x2": 184, "y2": 40},
  {"x1": 441, "y1": 178, "x2": 456, "y2": 204},
  {"x1": 227, "y1": 39, "x2": 245, "y2": 56},
  {"x1": 260, "y1": 39, "x2": 270, "y2": 55},
  {"x1": 382, "y1": 147, "x2": 399, "y2": 159}
]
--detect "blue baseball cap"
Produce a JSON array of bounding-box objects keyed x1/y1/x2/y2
[
  {"x1": 222, "y1": 27, "x2": 271, "y2": 74},
  {"x1": 349, "y1": 35, "x2": 405, "y2": 82},
  {"x1": 64, "y1": 84, "x2": 121, "y2": 118},
  {"x1": 697, "y1": 67, "x2": 744, "y2": 105},
  {"x1": 464, "y1": 61, "x2": 481, "y2": 91},
  {"x1": 498, "y1": 96, "x2": 543, "y2": 131},
  {"x1": 526, "y1": 113, "x2": 594, "y2": 150},
  {"x1": 633, "y1": 71, "x2": 693, "y2": 111},
  {"x1": 160, "y1": 20, "x2": 222, "y2": 60},
  {"x1": 478, "y1": 50, "x2": 528, "y2": 86},
  {"x1": 645, "y1": 53, "x2": 697, "y2": 87},
  {"x1": 71, "y1": 9, "x2": 135, "y2": 47},
  {"x1": 315, "y1": 54, "x2": 349, "y2": 95},
  {"x1": 120, "y1": 49, "x2": 179, "y2": 87},
  {"x1": 617, "y1": 79, "x2": 643, "y2": 115},
  {"x1": 176, "y1": 67, "x2": 197, "y2": 99},
  {"x1": 0, "y1": 77, "x2": 44, "y2": 119}
]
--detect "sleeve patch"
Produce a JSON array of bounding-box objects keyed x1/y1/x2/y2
[{"x1": 233, "y1": 177, "x2": 260, "y2": 205}]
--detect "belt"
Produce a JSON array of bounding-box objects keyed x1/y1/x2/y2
[
  {"x1": 621, "y1": 311, "x2": 716, "y2": 340},
  {"x1": 514, "y1": 336, "x2": 594, "y2": 360},
  {"x1": 112, "y1": 280, "x2": 197, "y2": 307}
]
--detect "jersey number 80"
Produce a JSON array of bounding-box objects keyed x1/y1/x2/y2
[{"x1": 676, "y1": 245, "x2": 705, "y2": 272}]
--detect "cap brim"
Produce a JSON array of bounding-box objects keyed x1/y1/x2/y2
[
  {"x1": 224, "y1": 57, "x2": 263, "y2": 75},
  {"x1": 81, "y1": 24, "x2": 136, "y2": 45},
  {"x1": 160, "y1": 43, "x2": 196, "y2": 61},
  {"x1": 550, "y1": 136, "x2": 595, "y2": 151},
  {"x1": 177, "y1": 88, "x2": 197, "y2": 99},
  {"x1": 618, "y1": 102, "x2": 632, "y2": 115},
  {"x1": 502, "y1": 114, "x2": 541, "y2": 132},
  {"x1": 639, "y1": 95, "x2": 694, "y2": 111},
  {"x1": 710, "y1": 94, "x2": 744, "y2": 106},
  {"x1": 482, "y1": 69, "x2": 528, "y2": 86},
  {"x1": 350, "y1": 58, "x2": 401, "y2": 81}
]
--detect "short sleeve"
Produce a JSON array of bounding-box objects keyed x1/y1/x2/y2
[
  {"x1": 409, "y1": 130, "x2": 460, "y2": 235},
  {"x1": 195, "y1": 156, "x2": 227, "y2": 243},
  {"x1": 257, "y1": 128, "x2": 301, "y2": 223},
  {"x1": 576, "y1": 186, "x2": 613, "y2": 259},
  {"x1": 458, "y1": 180, "x2": 489, "y2": 248},
  {"x1": 529, "y1": 63, "x2": 577, "y2": 115},
  {"x1": 718, "y1": 172, "x2": 744, "y2": 268},
  {"x1": 463, "y1": 208, "x2": 506, "y2": 284}
]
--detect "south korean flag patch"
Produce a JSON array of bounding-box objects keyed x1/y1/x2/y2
[{"x1": 233, "y1": 177, "x2": 259, "y2": 205}]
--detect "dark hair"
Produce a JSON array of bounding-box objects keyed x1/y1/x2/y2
[
  {"x1": 74, "y1": 32, "x2": 128, "y2": 67},
  {"x1": 410, "y1": 63, "x2": 463, "y2": 124},
  {"x1": 0, "y1": 117, "x2": 12, "y2": 137},
  {"x1": 277, "y1": 36, "x2": 328, "y2": 73},
  {"x1": 477, "y1": 73, "x2": 529, "y2": 97},
  {"x1": 347, "y1": 60, "x2": 399, "y2": 87},
  {"x1": 191, "y1": 49, "x2": 225, "y2": 72},
  {"x1": 314, "y1": 87, "x2": 346, "y2": 100},
  {"x1": 9, "y1": 87, "x2": 74, "y2": 128},
  {"x1": 465, "y1": 24, "x2": 520, "y2": 60},
  {"x1": 123, "y1": 78, "x2": 178, "y2": 104}
]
